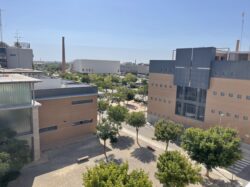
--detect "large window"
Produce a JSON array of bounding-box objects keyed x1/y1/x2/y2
[{"x1": 175, "y1": 86, "x2": 207, "y2": 121}]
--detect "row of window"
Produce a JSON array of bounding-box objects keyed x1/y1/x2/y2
[
  {"x1": 71, "y1": 99, "x2": 93, "y2": 105},
  {"x1": 212, "y1": 91, "x2": 250, "y2": 100},
  {"x1": 39, "y1": 119, "x2": 93, "y2": 133},
  {"x1": 150, "y1": 97, "x2": 171, "y2": 104},
  {"x1": 150, "y1": 83, "x2": 172, "y2": 88},
  {"x1": 148, "y1": 111, "x2": 169, "y2": 119},
  {"x1": 211, "y1": 109, "x2": 248, "y2": 121}
]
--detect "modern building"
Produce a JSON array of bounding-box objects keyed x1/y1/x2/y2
[
  {"x1": 137, "y1": 63, "x2": 149, "y2": 75},
  {"x1": 148, "y1": 47, "x2": 250, "y2": 144},
  {"x1": 120, "y1": 62, "x2": 138, "y2": 74},
  {"x1": 71, "y1": 59, "x2": 120, "y2": 74},
  {"x1": 0, "y1": 74, "x2": 41, "y2": 160},
  {"x1": 34, "y1": 78, "x2": 98, "y2": 150},
  {"x1": 0, "y1": 68, "x2": 43, "y2": 78},
  {"x1": 0, "y1": 42, "x2": 33, "y2": 69}
]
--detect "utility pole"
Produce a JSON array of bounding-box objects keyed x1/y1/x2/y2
[{"x1": 240, "y1": 12, "x2": 245, "y2": 50}]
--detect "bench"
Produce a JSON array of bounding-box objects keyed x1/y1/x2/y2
[
  {"x1": 147, "y1": 146, "x2": 155, "y2": 152},
  {"x1": 77, "y1": 156, "x2": 89, "y2": 163}
]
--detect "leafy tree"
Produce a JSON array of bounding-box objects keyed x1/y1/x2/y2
[
  {"x1": 125, "y1": 89, "x2": 135, "y2": 104},
  {"x1": 0, "y1": 128, "x2": 31, "y2": 186},
  {"x1": 156, "y1": 151, "x2": 202, "y2": 187},
  {"x1": 83, "y1": 161, "x2": 152, "y2": 187},
  {"x1": 97, "y1": 100, "x2": 109, "y2": 121},
  {"x1": 108, "y1": 105, "x2": 128, "y2": 134},
  {"x1": 181, "y1": 126, "x2": 242, "y2": 177},
  {"x1": 124, "y1": 73, "x2": 137, "y2": 84},
  {"x1": 96, "y1": 119, "x2": 118, "y2": 161},
  {"x1": 127, "y1": 112, "x2": 146, "y2": 145},
  {"x1": 80, "y1": 74, "x2": 90, "y2": 83},
  {"x1": 154, "y1": 120, "x2": 183, "y2": 150}
]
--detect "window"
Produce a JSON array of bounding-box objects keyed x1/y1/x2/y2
[
  {"x1": 163, "y1": 99, "x2": 166, "y2": 103},
  {"x1": 197, "y1": 106, "x2": 205, "y2": 121},
  {"x1": 159, "y1": 98, "x2": 162, "y2": 102},
  {"x1": 234, "y1": 114, "x2": 239, "y2": 119},
  {"x1": 175, "y1": 101, "x2": 182, "y2": 115},
  {"x1": 73, "y1": 119, "x2": 93, "y2": 126},
  {"x1": 213, "y1": 91, "x2": 217, "y2": 96},
  {"x1": 151, "y1": 83, "x2": 154, "y2": 86},
  {"x1": 226, "y1": 112, "x2": 231, "y2": 117},
  {"x1": 169, "y1": 85, "x2": 172, "y2": 88},
  {"x1": 155, "y1": 98, "x2": 157, "y2": 101},
  {"x1": 164, "y1": 85, "x2": 167, "y2": 88},
  {"x1": 228, "y1": 93, "x2": 233, "y2": 97},
  {"x1": 184, "y1": 103, "x2": 196, "y2": 119},
  {"x1": 246, "y1": 96, "x2": 250, "y2": 100},
  {"x1": 243, "y1": 116, "x2": 248, "y2": 121},
  {"x1": 218, "y1": 111, "x2": 223, "y2": 115},
  {"x1": 168, "y1": 101, "x2": 171, "y2": 104},
  {"x1": 155, "y1": 84, "x2": 158, "y2": 87},
  {"x1": 160, "y1": 84, "x2": 162, "y2": 87},
  {"x1": 237, "y1": 94, "x2": 242, "y2": 99},
  {"x1": 220, "y1": 92, "x2": 225, "y2": 96},
  {"x1": 72, "y1": 99, "x2": 93, "y2": 105},
  {"x1": 176, "y1": 86, "x2": 184, "y2": 99},
  {"x1": 39, "y1": 126, "x2": 57, "y2": 133},
  {"x1": 150, "y1": 97, "x2": 153, "y2": 100},
  {"x1": 211, "y1": 109, "x2": 215, "y2": 113},
  {"x1": 185, "y1": 87, "x2": 198, "y2": 101}
]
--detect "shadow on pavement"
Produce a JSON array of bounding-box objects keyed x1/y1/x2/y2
[
  {"x1": 9, "y1": 134, "x2": 107, "y2": 187},
  {"x1": 111, "y1": 135, "x2": 135, "y2": 150},
  {"x1": 94, "y1": 154, "x2": 123, "y2": 164},
  {"x1": 131, "y1": 147, "x2": 156, "y2": 163},
  {"x1": 202, "y1": 178, "x2": 242, "y2": 187}
]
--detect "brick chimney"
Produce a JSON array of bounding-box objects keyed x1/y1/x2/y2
[{"x1": 62, "y1": 36, "x2": 66, "y2": 74}]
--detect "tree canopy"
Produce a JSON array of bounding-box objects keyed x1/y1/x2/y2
[
  {"x1": 181, "y1": 126, "x2": 242, "y2": 177},
  {"x1": 0, "y1": 128, "x2": 30, "y2": 186},
  {"x1": 156, "y1": 151, "x2": 202, "y2": 187},
  {"x1": 127, "y1": 112, "x2": 146, "y2": 145},
  {"x1": 154, "y1": 119, "x2": 183, "y2": 150},
  {"x1": 83, "y1": 161, "x2": 152, "y2": 187},
  {"x1": 108, "y1": 105, "x2": 128, "y2": 132}
]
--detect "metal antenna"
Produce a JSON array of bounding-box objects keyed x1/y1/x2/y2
[
  {"x1": 0, "y1": 9, "x2": 3, "y2": 42},
  {"x1": 240, "y1": 12, "x2": 245, "y2": 50}
]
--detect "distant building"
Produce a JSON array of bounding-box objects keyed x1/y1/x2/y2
[
  {"x1": 148, "y1": 47, "x2": 250, "y2": 144},
  {"x1": 71, "y1": 59, "x2": 120, "y2": 74},
  {"x1": 120, "y1": 62, "x2": 149, "y2": 75},
  {"x1": 137, "y1": 63, "x2": 149, "y2": 75},
  {"x1": 34, "y1": 78, "x2": 98, "y2": 150},
  {"x1": 120, "y1": 62, "x2": 137, "y2": 74},
  {"x1": 0, "y1": 74, "x2": 41, "y2": 160},
  {"x1": 0, "y1": 68, "x2": 43, "y2": 78},
  {"x1": 0, "y1": 42, "x2": 33, "y2": 69}
]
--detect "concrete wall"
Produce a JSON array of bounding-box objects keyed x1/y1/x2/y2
[
  {"x1": 6, "y1": 47, "x2": 33, "y2": 69},
  {"x1": 147, "y1": 73, "x2": 250, "y2": 144},
  {"x1": 71, "y1": 59, "x2": 120, "y2": 74},
  {"x1": 38, "y1": 95, "x2": 97, "y2": 150}
]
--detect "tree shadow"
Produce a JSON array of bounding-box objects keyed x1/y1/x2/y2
[
  {"x1": 94, "y1": 154, "x2": 123, "y2": 165},
  {"x1": 202, "y1": 178, "x2": 242, "y2": 187},
  {"x1": 130, "y1": 147, "x2": 156, "y2": 163},
  {"x1": 111, "y1": 135, "x2": 135, "y2": 150}
]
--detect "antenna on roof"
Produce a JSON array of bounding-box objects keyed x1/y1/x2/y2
[
  {"x1": 240, "y1": 12, "x2": 245, "y2": 50},
  {"x1": 14, "y1": 31, "x2": 22, "y2": 47},
  {"x1": 0, "y1": 9, "x2": 3, "y2": 43}
]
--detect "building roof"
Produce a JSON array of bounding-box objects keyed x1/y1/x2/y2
[
  {"x1": 0, "y1": 68, "x2": 43, "y2": 74},
  {"x1": 0, "y1": 74, "x2": 41, "y2": 83}
]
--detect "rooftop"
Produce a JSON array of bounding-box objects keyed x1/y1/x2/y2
[
  {"x1": 0, "y1": 74, "x2": 41, "y2": 83},
  {"x1": 0, "y1": 68, "x2": 43, "y2": 74}
]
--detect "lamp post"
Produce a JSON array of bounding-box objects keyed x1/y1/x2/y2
[{"x1": 219, "y1": 113, "x2": 224, "y2": 126}]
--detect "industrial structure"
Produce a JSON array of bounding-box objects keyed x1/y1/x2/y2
[
  {"x1": 71, "y1": 59, "x2": 120, "y2": 74},
  {"x1": 148, "y1": 46, "x2": 250, "y2": 143}
]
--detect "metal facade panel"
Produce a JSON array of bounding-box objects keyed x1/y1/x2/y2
[
  {"x1": 149, "y1": 60, "x2": 175, "y2": 74},
  {"x1": 192, "y1": 47, "x2": 216, "y2": 67},
  {"x1": 190, "y1": 69, "x2": 210, "y2": 89},
  {"x1": 175, "y1": 48, "x2": 192, "y2": 67}
]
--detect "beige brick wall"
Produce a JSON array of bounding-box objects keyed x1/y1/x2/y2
[
  {"x1": 38, "y1": 95, "x2": 97, "y2": 149},
  {"x1": 148, "y1": 73, "x2": 250, "y2": 144}
]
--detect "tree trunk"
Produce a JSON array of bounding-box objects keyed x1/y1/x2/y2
[
  {"x1": 136, "y1": 128, "x2": 139, "y2": 145},
  {"x1": 104, "y1": 140, "x2": 108, "y2": 162},
  {"x1": 166, "y1": 140, "x2": 169, "y2": 151},
  {"x1": 206, "y1": 168, "x2": 210, "y2": 178}
]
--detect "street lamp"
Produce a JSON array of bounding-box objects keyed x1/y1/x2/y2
[{"x1": 219, "y1": 113, "x2": 224, "y2": 126}]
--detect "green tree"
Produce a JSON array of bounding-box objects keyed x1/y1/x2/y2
[
  {"x1": 0, "y1": 128, "x2": 31, "y2": 186},
  {"x1": 83, "y1": 161, "x2": 152, "y2": 187},
  {"x1": 125, "y1": 89, "x2": 135, "y2": 104},
  {"x1": 124, "y1": 73, "x2": 137, "y2": 84},
  {"x1": 156, "y1": 151, "x2": 202, "y2": 187},
  {"x1": 181, "y1": 126, "x2": 242, "y2": 177},
  {"x1": 96, "y1": 119, "x2": 117, "y2": 161},
  {"x1": 80, "y1": 74, "x2": 90, "y2": 83},
  {"x1": 108, "y1": 105, "x2": 128, "y2": 134},
  {"x1": 154, "y1": 120, "x2": 183, "y2": 150},
  {"x1": 127, "y1": 112, "x2": 146, "y2": 145},
  {"x1": 97, "y1": 100, "x2": 109, "y2": 121}
]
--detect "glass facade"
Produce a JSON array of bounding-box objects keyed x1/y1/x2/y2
[
  {"x1": 175, "y1": 86, "x2": 207, "y2": 121},
  {"x1": 0, "y1": 83, "x2": 32, "y2": 107},
  {"x1": 0, "y1": 108, "x2": 32, "y2": 135}
]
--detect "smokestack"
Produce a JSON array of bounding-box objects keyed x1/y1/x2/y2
[
  {"x1": 236, "y1": 40, "x2": 240, "y2": 52},
  {"x1": 62, "y1": 36, "x2": 66, "y2": 74}
]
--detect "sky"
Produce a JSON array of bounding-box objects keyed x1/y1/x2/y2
[{"x1": 1, "y1": 0, "x2": 250, "y2": 63}]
